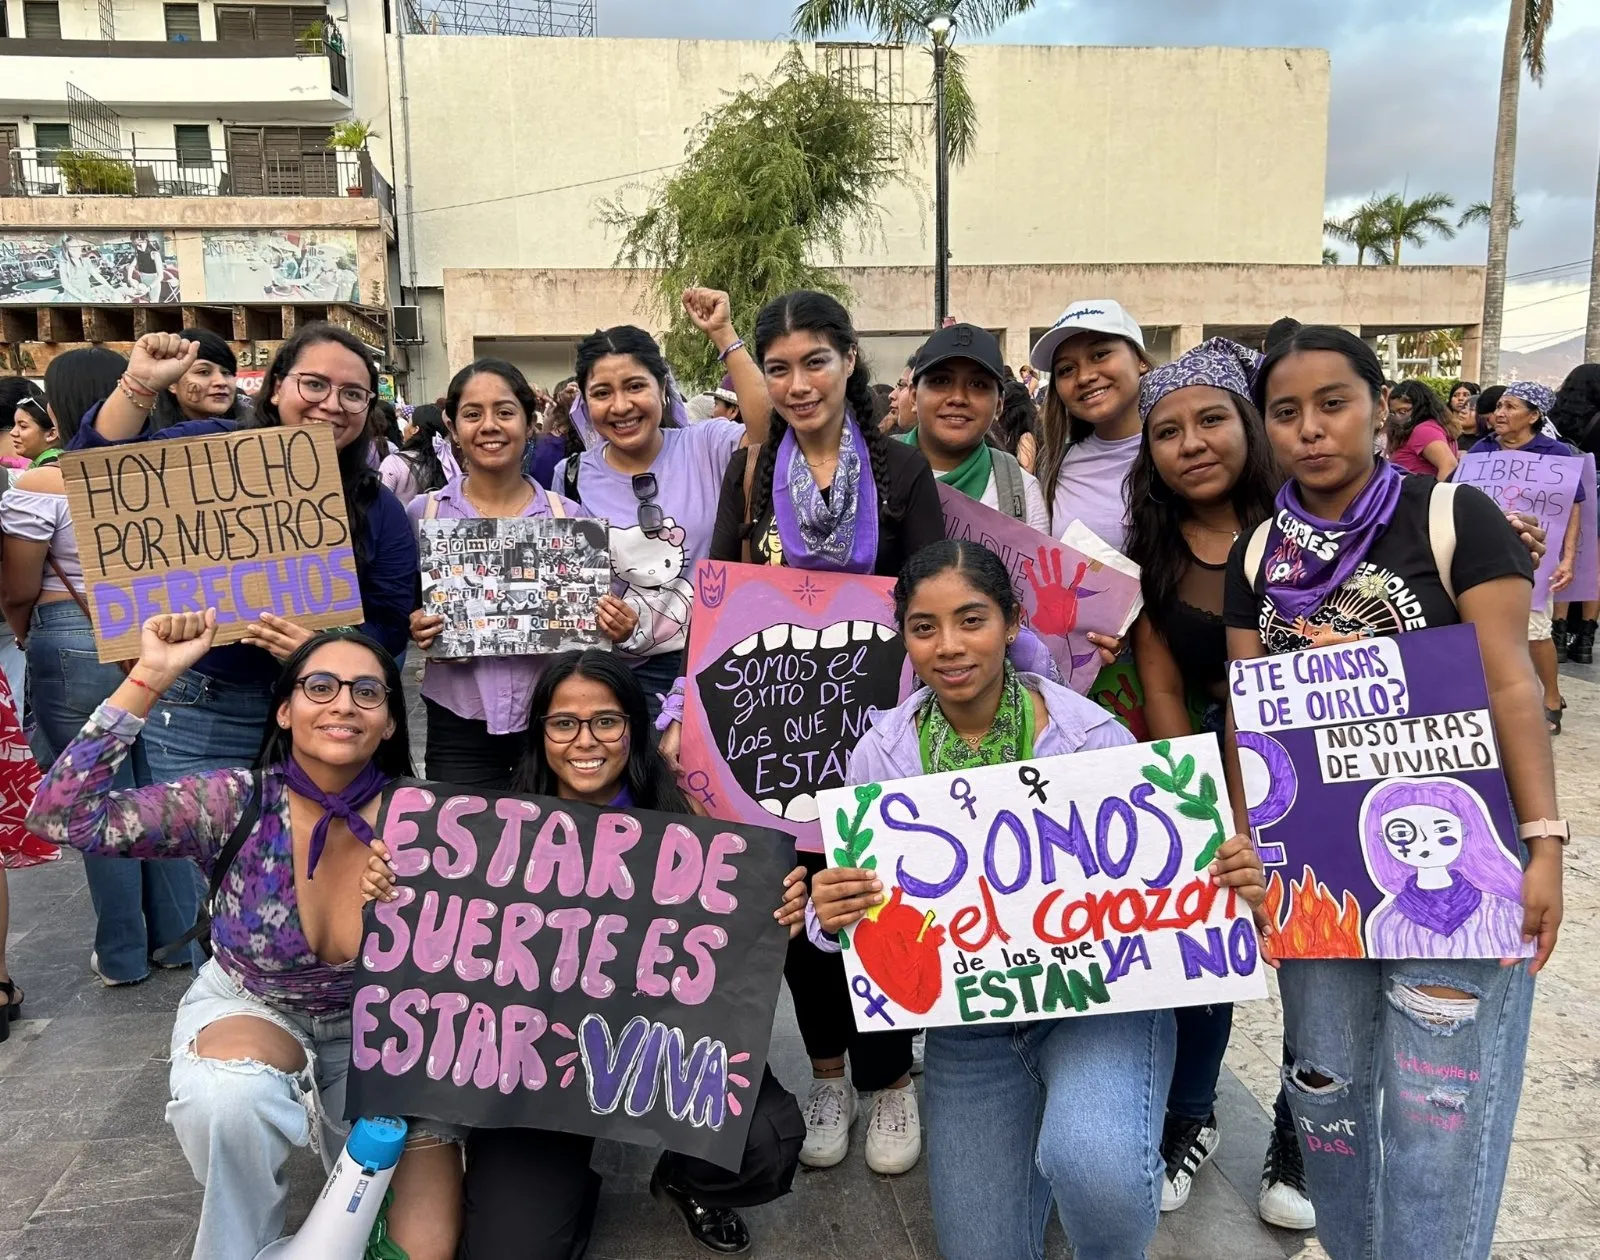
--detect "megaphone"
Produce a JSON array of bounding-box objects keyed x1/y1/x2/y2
[{"x1": 256, "y1": 1115, "x2": 408, "y2": 1259}]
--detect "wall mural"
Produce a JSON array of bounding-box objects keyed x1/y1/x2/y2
[
  {"x1": 202, "y1": 229, "x2": 360, "y2": 303},
  {"x1": 0, "y1": 231, "x2": 178, "y2": 304}
]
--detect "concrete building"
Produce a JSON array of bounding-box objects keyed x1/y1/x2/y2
[
  {"x1": 387, "y1": 36, "x2": 1485, "y2": 394},
  {"x1": 0, "y1": 0, "x2": 397, "y2": 380}
]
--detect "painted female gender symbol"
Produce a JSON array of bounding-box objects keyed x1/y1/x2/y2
[
  {"x1": 852, "y1": 975, "x2": 897, "y2": 1025},
  {"x1": 1235, "y1": 730, "x2": 1296, "y2": 865},
  {"x1": 1018, "y1": 765, "x2": 1050, "y2": 803},
  {"x1": 950, "y1": 778, "x2": 977, "y2": 819},
  {"x1": 685, "y1": 769, "x2": 718, "y2": 811}
]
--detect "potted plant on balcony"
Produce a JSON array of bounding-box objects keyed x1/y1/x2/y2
[
  {"x1": 327, "y1": 120, "x2": 378, "y2": 197},
  {"x1": 296, "y1": 18, "x2": 327, "y2": 51},
  {"x1": 57, "y1": 151, "x2": 136, "y2": 195}
]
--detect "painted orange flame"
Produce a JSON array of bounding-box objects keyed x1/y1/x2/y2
[{"x1": 1264, "y1": 866, "x2": 1365, "y2": 961}]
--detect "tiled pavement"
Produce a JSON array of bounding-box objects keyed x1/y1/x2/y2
[{"x1": 2, "y1": 665, "x2": 1597, "y2": 1259}]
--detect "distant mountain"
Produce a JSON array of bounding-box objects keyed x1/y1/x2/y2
[{"x1": 1498, "y1": 335, "x2": 1586, "y2": 386}]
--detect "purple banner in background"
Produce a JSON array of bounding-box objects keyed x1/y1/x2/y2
[{"x1": 1456, "y1": 449, "x2": 1596, "y2": 603}]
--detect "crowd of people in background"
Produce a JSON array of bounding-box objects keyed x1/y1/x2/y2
[{"x1": 0, "y1": 287, "x2": 1590, "y2": 1260}]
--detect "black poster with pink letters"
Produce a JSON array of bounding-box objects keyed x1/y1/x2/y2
[{"x1": 345, "y1": 781, "x2": 794, "y2": 1170}]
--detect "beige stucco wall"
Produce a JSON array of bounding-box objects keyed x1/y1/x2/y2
[
  {"x1": 392, "y1": 39, "x2": 1330, "y2": 291},
  {"x1": 0, "y1": 196, "x2": 385, "y2": 231}
]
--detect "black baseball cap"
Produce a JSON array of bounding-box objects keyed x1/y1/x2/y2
[{"x1": 912, "y1": 323, "x2": 1005, "y2": 385}]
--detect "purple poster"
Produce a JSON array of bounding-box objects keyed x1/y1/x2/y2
[
  {"x1": 938, "y1": 486, "x2": 1143, "y2": 694},
  {"x1": 1229, "y1": 624, "x2": 1530, "y2": 961},
  {"x1": 345, "y1": 782, "x2": 795, "y2": 1169},
  {"x1": 679, "y1": 562, "x2": 915, "y2": 854},
  {"x1": 1455, "y1": 449, "x2": 1598, "y2": 603}
]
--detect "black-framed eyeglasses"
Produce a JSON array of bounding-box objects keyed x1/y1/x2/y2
[
  {"x1": 541, "y1": 711, "x2": 629, "y2": 744},
  {"x1": 286, "y1": 372, "x2": 375, "y2": 414},
  {"x1": 631, "y1": 472, "x2": 665, "y2": 535},
  {"x1": 294, "y1": 672, "x2": 390, "y2": 710}
]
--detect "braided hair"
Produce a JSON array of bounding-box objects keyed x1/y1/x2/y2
[{"x1": 745, "y1": 290, "x2": 897, "y2": 541}]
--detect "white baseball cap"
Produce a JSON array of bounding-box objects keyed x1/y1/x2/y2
[{"x1": 1029, "y1": 299, "x2": 1149, "y2": 372}]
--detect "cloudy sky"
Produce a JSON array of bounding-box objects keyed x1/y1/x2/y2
[{"x1": 594, "y1": 0, "x2": 1599, "y2": 352}]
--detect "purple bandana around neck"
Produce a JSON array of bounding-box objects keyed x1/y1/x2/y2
[
  {"x1": 771, "y1": 412, "x2": 880, "y2": 573},
  {"x1": 609, "y1": 785, "x2": 634, "y2": 808},
  {"x1": 279, "y1": 759, "x2": 390, "y2": 877},
  {"x1": 1393, "y1": 873, "x2": 1484, "y2": 936},
  {"x1": 1261, "y1": 460, "x2": 1405, "y2": 621}
]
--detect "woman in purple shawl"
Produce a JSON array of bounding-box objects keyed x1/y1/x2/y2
[{"x1": 1360, "y1": 777, "x2": 1527, "y2": 958}]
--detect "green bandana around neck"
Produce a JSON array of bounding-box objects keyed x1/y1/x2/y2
[
  {"x1": 918, "y1": 660, "x2": 1036, "y2": 775},
  {"x1": 901, "y1": 427, "x2": 993, "y2": 501},
  {"x1": 27, "y1": 448, "x2": 60, "y2": 470}
]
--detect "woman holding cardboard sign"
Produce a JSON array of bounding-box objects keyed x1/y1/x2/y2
[
  {"x1": 24, "y1": 613, "x2": 463, "y2": 1260},
  {"x1": 811, "y1": 540, "x2": 1268, "y2": 1260},
  {"x1": 1224, "y1": 325, "x2": 1561, "y2": 1260},
  {"x1": 77, "y1": 325, "x2": 419, "y2": 784},
  {"x1": 407, "y1": 358, "x2": 640, "y2": 790}
]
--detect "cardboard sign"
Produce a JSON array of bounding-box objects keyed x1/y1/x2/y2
[
  {"x1": 420, "y1": 517, "x2": 611, "y2": 659},
  {"x1": 1455, "y1": 449, "x2": 1598, "y2": 603},
  {"x1": 1229, "y1": 624, "x2": 1530, "y2": 960},
  {"x1": 679, "y1": 562, "x2": 914, "y2": 854},
  {"x1": 345, "y1": 782, "x2": 796, "y2": 1170},
  {"x1": 60, "y1": 426, "x2": 362, "y2": 662},
  {"x1": 938, "y1": 487, "x2": 1143, "y2": 693},
  {"x1": 816, "y1": 734, "x2": 1264, "y2": 1031}
]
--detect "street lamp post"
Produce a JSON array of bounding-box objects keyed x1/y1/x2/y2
[{"x1": 928, "y1": 12, "x2": 954, "y2": 328}]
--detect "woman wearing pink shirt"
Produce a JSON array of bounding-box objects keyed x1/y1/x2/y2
[{"x1": 1385, "y1": 381, "x2": 1459, "y2": 480}]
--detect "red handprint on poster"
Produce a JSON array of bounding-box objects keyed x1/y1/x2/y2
[{"x1": 1021, "y1": 545, "x2": 1098, "y2": 638}]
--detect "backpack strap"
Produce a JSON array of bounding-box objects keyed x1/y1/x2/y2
[
  {"x1": 1243, "y1": 518, "x2": 1274, "y2": 594},
  {"x1": 151, "y1": 768, "x2": 263, "y2": 964},
  {"x1": 740, "y1": 444, "x2": 762, "y2": 566},
  {"x1": 546, "y1": 490, "x2": 566, "y2": 519},
  {"x1": 1428, "y1": 480, "x2": 1459, "y2": 607},
  {"x1": 990, "y1": 450, "x2": 1027, "y2": 522},
  {"x1": 560, "y1": 454, "x2": 581, "y2": 503},
  {"x1": 423, "y1": 492, "x2": 441, "y2": 520}
]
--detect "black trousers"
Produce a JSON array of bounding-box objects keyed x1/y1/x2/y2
[
  {"x1": 458, "y1": 1068, "x2": 803, "y2": 1260},
  {"x1": 784, "y1": 853, "x2": 915, "y2": 1092},
  {"x1": 423, "y1": 698, "x2": 527, "y2": 791}
]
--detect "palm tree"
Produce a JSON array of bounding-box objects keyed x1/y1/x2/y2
[
  {"x1": 791, "y1": 0, "x2": 1037, "y2": 164},
  {"x1": 1459, "y1": 195, "x2": 1523, "y2": 230},
  {"x1": 1481, "y1": 0, "x2": 1556, "y2": 383},
  {"x1": 1323, "y1": 247, "x2": 1340, "y2": 265},
  {"x1": 1374, "y1": 191, "x2": 1457, "y2": 264},
  {"x1": 1324, "y1": 198, "x2": 1393, "y2": 265}
]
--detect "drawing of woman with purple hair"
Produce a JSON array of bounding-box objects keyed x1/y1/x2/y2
[{"x1": 1358, "y1": 777, "x2": 1527, "y2": 958}]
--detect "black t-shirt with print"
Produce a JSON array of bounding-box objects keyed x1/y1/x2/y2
[{"x1": 1223, "y1": 477, "x2": 1534, "y2": 653}]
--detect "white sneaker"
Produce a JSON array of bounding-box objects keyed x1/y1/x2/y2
[
  {"x1": 799, "y1": 1078, "x2": 856, "y2": 1169},
  {"x1": 1258, "y1": 1123, "x2": 1317, "y2": 1230},
  {"x1": 1160, "y1": 1112, "x2": 1220, "y2": 1211},
  {"x1": 910, "y1": 1031, "x2": 925, "y2": 1076},
  {"x1": 88, "y1": 951, "x2": 143, "y2": 988},
  {"x1": 864, "y1": 1084, "x2": 921, "y2": 1175}
]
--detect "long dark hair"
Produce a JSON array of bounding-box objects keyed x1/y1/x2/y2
[
  {"x1": 396, "y1": 403, "x2": 449, "y2": 494},
  {"x1": 893, "y1": 539, "x2": 1018, "y2": 628},
  {"x1": 991, "y1": 380, "x2": 1041, "y2": 457},
  {"x1": 44, "y1": 347, "x2": 126, "y2": 444},
  {"x1": 1385, "y1": 379, "x2": 1454, "y2": 450},
  {"x1": 513, "y1": 650, "x2": 688, "y2": 813},
  {"x1": 254, "y1": 630, "x2": 413, "y2": 778},
  {"x1": 746, "y1": 290, "x2": 895, "y2": 539},
  {"x1": 255, "y1": 323, "x2": 382, "y2": 570},
  {"x1": 1125, "y1": 391, "x2": 1281, "y2": 628},
  {"x1": 571, "y1": 326, "x2": 680, "y2": 460},
  {"x1": 1251, "y1": 324, "x2": 1386, "y2": 417},
  {"x1": 0, "y1": 377, "x2": 45, "y2": 432},
  {"x1": 1551, "y1": 363, "x2": 1600, "y2": 453},
  {"x1": 1035, "y1": 336, "x2": 1144, "y2": 521},
  {"x1": 444, "y1": 358, "x2": 538, "y2": 471},
  {"x1": 151, "y1": 328, "x2": 241, "y2": 432}
]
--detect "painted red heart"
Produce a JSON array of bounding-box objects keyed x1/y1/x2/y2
[{"x1": 853, "y1": 886, "x2": 945, "y2": 1014}]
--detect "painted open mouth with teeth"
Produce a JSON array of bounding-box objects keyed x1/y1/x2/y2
[{"x1": 699, "y1": 619, "x2": 905, "y2": 825}]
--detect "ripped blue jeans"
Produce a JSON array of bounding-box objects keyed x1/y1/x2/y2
[{"x1": 1276, "y1": 958, "x2": 1535, "y2": 1260}]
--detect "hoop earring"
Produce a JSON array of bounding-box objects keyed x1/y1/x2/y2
[{"x1": 1145, "y1": 476, "x2": 1173, "y2": 506}]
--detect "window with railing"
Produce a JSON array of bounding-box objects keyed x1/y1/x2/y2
[
  {"x1": 32, "y1": 124, "x2": 70, "y2": 166},
  {"x1": 164, "y1": 3, "x2": 201, "y2": 39},
  {"x1": 22, "y1": 1, "x2": 61, "y2": 38},
  {"x1": 174, "y1": 125, "x2": 212, "y2": 167}
]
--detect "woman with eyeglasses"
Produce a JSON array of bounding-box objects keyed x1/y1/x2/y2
[
  {"x1": 406, "y1": 359, "x2": 640, "y2": 790},
  {"x1": 25, "y1": 614, "x2": 464, "y2": 1259},
  {"x1": 557, "y1": 290, "x2": 769, "y2": 721},
  {"x1": 358, "y1": 649, "x2": 808, "y2": 1258},
  {"x1": 74, "y1": 327, "x2": 420, "y2": 783}
]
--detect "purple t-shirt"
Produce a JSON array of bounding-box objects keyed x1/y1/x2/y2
[
  {"x1": 574, "y1": 420, "x2": 744, "y2": 659},
  {"x1": 407, "y1": 476, "x2": 585, "y2": 734},
  {"x1": 1048, "y1": 430, "x2": 1142, "y2": 552}
]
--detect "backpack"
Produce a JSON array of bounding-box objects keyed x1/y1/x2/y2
[
  {"x1": 152, "y1": 770, "x2": 263, "y2": 964},
  {"x1": 1241, "y1": 480, "x2": 1460, "y2": 607},
  {"x1": 560, "y1": 453, "x2": 580, "y2": 504},
  {"x1": 990, "y1": 449, "x2": 1027, "y2": 523}
]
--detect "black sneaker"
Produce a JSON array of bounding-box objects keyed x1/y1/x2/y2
[
  {"x1": 650, "y1": 1167, "x2": 751, "y2": 1254},
  {"x1": 1258, "y1": 1122, "x2": 1316, "y2": 1230},
  {"x1": 1159, "y1": 1111, "x2": 1220, "y2": 1211},
  {"x1": 1554, "y1": 621, "x2": 1571, "y2": 663}
]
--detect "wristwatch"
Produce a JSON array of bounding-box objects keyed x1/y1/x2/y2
[{"x1": 1517, "y1": 818, "x2": 1570, "y2": 845}]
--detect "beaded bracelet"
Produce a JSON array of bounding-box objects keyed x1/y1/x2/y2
[{"x1": 717, "y1": 338, "x2": 746, "y2": 363}]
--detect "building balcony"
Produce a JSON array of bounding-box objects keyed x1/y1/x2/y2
[
  {"x1": 0, "y1": 147, "x2": 393, "y2": 216},
  {"x1": 0, "y1": 37, "x2": 350, "y2": 119}
]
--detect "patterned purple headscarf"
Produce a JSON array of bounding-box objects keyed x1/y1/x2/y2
[
  {"x1": 1139, "y1": 337, "x2": 1263, "y2": 422},
  {"x1": 1503, "y1": 380, "x2": 1556, "y2": 418}
]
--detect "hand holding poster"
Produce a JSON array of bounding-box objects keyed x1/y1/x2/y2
[
  {"x1": 679, "y1": 562, "x2": 914, "y2": 852},
  {"x1": 1454, "y1": 449, "x2": 1598, "y2": 602},
  {"x1": 938, "y1": 486, "x2": 1143, "y2": 693},
  {"x1": 816, "y1": 735, "x2": 1266, "y2": 1032},
  {"x1": 419, "y1": 517, "x2": 611, "y2": 659},
  {"x1": 345, "y1": 782, "x2": 795, "y2": 1169},
  {"x1": 60, "y1": 426, "x2": 362, "y2": 662},
  {"x1": 1229, "y1": 624, "x2": 1530, "y2": 960}
]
